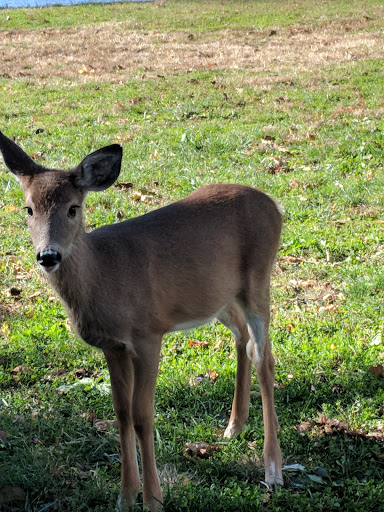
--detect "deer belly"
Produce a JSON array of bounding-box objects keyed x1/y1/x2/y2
[{"x1": 169, "y1": 309, "x2": 223, "y2": 333}]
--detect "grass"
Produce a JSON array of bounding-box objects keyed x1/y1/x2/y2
[
  {"x1": 1, "y1": 0, "x2": 384, "y2": 511},
  {"x1": 0, "y1": 0, "x2": 383, "y2": 31}
]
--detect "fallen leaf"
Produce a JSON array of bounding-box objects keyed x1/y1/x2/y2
[
  {"x1": 207, "y1": 370, "x2": 218, "y2": 381},
  {"x1": 32, "y1": 146, "x2": 48, "y2": 158},
  {"x1": 289, "y1": 178, "x2": 300, "y2": 188},
  {"x1": 277, "y1": 145, "x2": 291, "y2": 154},
  {"x1": 28, "y1": 291, "x2": 42, "y2": 300},
  {"x1": 189, "y1": 370, "x2": 218, "y2": 386},
  {"x1": 50, "y1": 368, "x2": 65, "y2": 378},
  {"x1": 316, "y1": 413, "x2": 348, "y2": 432},
  {"x1": 184, "y1": 441, "x2": 221, "y2": 460},
  {"x1": 302, "y1": 413, "x2": 384, "y2": 442},
  {"x1": 369, "y1": 364, "x2": 383, "y2": 377},
  {"x1": 332, "y1": 384, "x2": 345, "y2": 394},
  {"x1": 296, "y1": 421, "x2": 311, "y2": 433},
  {"x1": 261, "y1": 135, "x2": 275, "y2": 143},
  {"x1": 72, "y1": 368, "x2": 86, "y2": 379},
  {"x1": 78, "y1": 66, "x2": 94, "y2": 75},
  {"x1": 132, "y1": 190, "x2": 153, "y2": 203},
  {"x1": 188, "y1": 339, "x2": 210, "y2": 349},
  {"x1": 11, "y1": 365, "x2": 26, "y2": 376},
  {"x1": 115, "y1": 182, "x2": 133, "y2": 190},
  {"x1": 214, "y1": 339, "x2": 224, "y2": 350},
  {"x1": 0, "y1": 431, "x2": 8, "y2": 443},
  {"x1": 93, "y1": 419, "x2": 118, "y2": 432},
  {"x1": 132, "y1": 191, "x2": 142, "y2": 201},
  {"x1": 318, "y1": 304, "x2": 339, "y2": 313},
  {"x1": 280, "y1": 256, "x2": 304, "y2": 264},
  {"x1": 322, "y1": 293, "x2": 336, "y2": 303}
]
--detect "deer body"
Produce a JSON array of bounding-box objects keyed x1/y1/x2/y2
[{"x1": 0, "y1": 132, "x2": 283, "y2": 511}]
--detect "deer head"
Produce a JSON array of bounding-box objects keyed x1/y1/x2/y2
[{"x1": 0, "y1": 131, "x2": 122, "y2": 273}]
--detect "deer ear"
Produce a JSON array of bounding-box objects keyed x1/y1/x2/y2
[
  {"x1": 0, "y1": 131, "x2": 42, "y2": 178},
  {"x1": 75, "y1": 144, "x2": 123, "y2": 191}
]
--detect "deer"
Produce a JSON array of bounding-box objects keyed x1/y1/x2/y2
[{"x1": 0, "y1": 130, "x2": 283, "y2": 511}]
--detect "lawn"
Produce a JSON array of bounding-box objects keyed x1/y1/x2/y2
[{"x1": 0, "y1": 0, "x2": 384, "y2": 510}]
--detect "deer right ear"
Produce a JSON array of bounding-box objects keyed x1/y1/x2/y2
[
  {"x1": 75, "y1": 144, "x2": 123, "y2": 192},
  {"x1": 0, "y1": 131, "x2": 42, "y2": 178}
]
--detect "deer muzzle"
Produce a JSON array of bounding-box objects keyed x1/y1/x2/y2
[{"x1": 36, "y1": 247, "x2": 62, "y2": 273}]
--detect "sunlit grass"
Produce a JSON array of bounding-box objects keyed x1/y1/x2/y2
[{"x1": 1, "y1": 1, "x2": 384, "y2": 511}]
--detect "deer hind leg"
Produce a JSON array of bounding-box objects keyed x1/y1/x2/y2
[
  {"x1": 132, "y1": 338, "x2": 163, "y2": 512},
  {"x1": 103, "y1": 346, "x2": 140, "y2": 510},
  {"x1": 244, "y1": 301, "x2": 283, "y2": 488},
  {"x1": 217, "y1": 303, "x2": 252, "y2": 439}
]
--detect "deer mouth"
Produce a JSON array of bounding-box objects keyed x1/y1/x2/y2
[{"x1": 36, "y1": 248, "x2": 62, "y2": 273}]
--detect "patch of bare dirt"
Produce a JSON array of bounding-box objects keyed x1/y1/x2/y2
[{"x1": 0, "y1": 21, "x2": 383, "y2": 82}]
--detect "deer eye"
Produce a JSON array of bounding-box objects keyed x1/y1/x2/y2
[
  {"x1": 68, "y1": 205, "x2": 80, "y2": 218},
  {"x1": 24, "y1": 206, "x2": 33, "y2": 217}
]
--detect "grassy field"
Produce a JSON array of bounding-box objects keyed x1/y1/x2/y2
[{"x1": 1, "y1": 0, "x2": 384, "y2": 510}]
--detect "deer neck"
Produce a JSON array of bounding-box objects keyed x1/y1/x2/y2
[
  {"x1": 46, "y1": 230, "x2": 97, "y2": 313},
  {"x1": 45, "y1": 231, "x2": 126, "y2": 349}
]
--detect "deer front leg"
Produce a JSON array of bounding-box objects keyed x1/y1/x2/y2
[
  {"x1": 103, "y1": 347, "x2": 140, "y2": 510},
  {"x1": 132, "y1": 338, "x2": 163, "y2": 511}
]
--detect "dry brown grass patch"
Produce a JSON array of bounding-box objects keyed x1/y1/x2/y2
[{"x1": 0, "y1": 20, "x2": 382, "y2": 83}]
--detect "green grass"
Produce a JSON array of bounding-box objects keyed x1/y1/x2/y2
[
  {"x1": 1, "y1": 1, "x2": 384, "y2": 511},
  {"x1": 1, "y1": 0, "x2": 383, "y2": 31}
]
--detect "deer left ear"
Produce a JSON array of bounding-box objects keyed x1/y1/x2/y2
[{"x1": 75, "y1": 144, "x2": 123, "y2": 191}]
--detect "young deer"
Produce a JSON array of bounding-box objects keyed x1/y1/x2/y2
[{"x1": 0, "y1": 131, "x2": 283, "y2": 511}]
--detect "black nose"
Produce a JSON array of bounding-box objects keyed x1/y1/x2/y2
[{"x1": 36, "y1": 248, "x2": 62, "y2": 268}]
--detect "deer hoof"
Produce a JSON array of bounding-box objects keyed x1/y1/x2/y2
[
  {"x1": 265, "y1": 465, "x2": 284, "y2": 488},
  {"x1": 223, "y1": 420, "x2": 244, "y2": 439}
]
